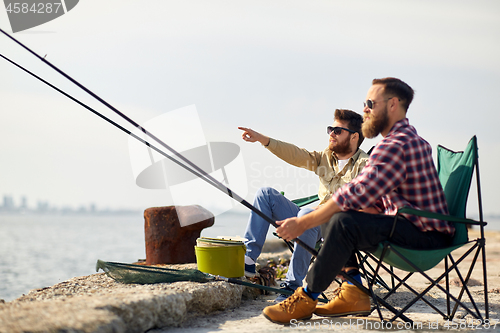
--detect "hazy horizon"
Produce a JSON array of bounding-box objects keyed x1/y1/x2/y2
[{"x1": 1, "y1": 1, "x2": 499, "y2": 217}]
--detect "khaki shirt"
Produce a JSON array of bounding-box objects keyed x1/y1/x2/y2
[{"x1": 266, "y1": 138, "x2": 369, "y2": 205}]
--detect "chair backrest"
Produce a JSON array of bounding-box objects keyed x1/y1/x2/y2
[{"x1": 437, "y1": 136, "x2": 478, "y2": 245}]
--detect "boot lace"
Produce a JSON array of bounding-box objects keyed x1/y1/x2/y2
[
  {"x1": 279, "y1": 291, "x2": 310, "y2": 313},
  {"x1": 331, "y1": 285, "x2": 345, "y2": 299}
]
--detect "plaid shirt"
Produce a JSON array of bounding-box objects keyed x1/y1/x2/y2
[{"x1": 332, "y1": 118, "x2": 454, "y2": 235}]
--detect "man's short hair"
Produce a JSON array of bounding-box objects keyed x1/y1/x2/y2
[
  {"x1": 372, "y1": 77, "x2": 414, "y2": 111},
  {"x1": 334, "y1": 109, "x2": 364, "y2": 147}
]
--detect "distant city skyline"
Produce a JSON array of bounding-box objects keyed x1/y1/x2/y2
[{"x1": 0, "y1": 194, "x2": 139, "y2": 215}]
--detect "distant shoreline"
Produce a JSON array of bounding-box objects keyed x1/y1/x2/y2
[{"x1": 0, "y1": 209, "x2": 142, "y2": 216}]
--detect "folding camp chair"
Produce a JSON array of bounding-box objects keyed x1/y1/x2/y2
[{"x1": 358, "y1": 136, "x2": 488, "y2": 322}]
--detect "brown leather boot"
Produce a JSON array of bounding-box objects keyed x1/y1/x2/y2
[
  {"x1": 263, "y1": 287, "x2": 318, "y2": 324},
  {"x1": 314, "y1": 282, "x2": 371, "y2": 317}
]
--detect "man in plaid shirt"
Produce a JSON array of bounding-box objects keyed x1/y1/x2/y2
[{"x1": 263, "y1": 77, "x2": 455, "y2": 324}]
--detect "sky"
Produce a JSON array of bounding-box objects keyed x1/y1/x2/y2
[{"x1": 0, "y1": 0, "x2": 499, "y2": 217}]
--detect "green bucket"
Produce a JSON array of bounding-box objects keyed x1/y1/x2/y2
[{"x1": 195, "y1": 237, "x2": 246, "y2": 278}]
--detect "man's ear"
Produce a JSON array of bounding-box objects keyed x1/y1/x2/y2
[
  {"x1": 351, "y1": 132, "x2": 359, "y2": 143},
  {"x1": 388, "y1": 97, "x2": 400, "y2": 113}
]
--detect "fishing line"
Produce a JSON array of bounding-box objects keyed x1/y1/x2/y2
[
  {"x1": 0, "y1": 48, "x2": 298, "y2": 254},
  {"x1": 0, "y1": 48, "x2": 292, "y2": 268},
  {"x1": 0, "y1": 29, "x2": 316, "y2": 256},
  {"x1": 0, "y1": 52, "x2": 221, "y2": 192}
]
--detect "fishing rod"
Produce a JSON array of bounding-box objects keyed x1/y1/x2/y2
[
  {"x1": 0, "y1": 52, "x2": 222, "y2": 191},
  {"x1": 0, "y1": 29, "x2": 317, "y2": 257},
  {"x1": 0, "y1": 49, "x2": 299, "y2": 256}
]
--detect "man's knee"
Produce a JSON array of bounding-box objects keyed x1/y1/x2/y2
[
  {"x1": 297, "y1": 207, "x2": 315, "y2": 217},
  {"x1": 255, "y1": 186, "x2": 281, "y2": 198}
]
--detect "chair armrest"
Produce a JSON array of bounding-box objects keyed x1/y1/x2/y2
[
  {"x1": 397, "y1": 206, "x2": 487, "y2": 227},
  {"x1": 291, "y1": 194, "x2": 319, "y2": 207}
]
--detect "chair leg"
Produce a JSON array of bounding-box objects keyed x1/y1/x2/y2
[
  {"x1": 387, "y1": 244, "x2": 483, "y2": 321},
  {"x1": 446, "y1": 256, "x2": 450, "y2": 318},
  {"x1": 356, "y1": 252, "x2": 386, "y2": 322},
  {"x1": 364, "y1": 252, "x2": 439, "y2": 313},
  {"x1": 383, "y1": 272, "x2": 413, "y2": 300},
  {"x1": 390, "y1": 266, "x2": 395, "y2": 290},
  {"x1": 481, "y1": 243, "x2": 489, "y2": 319},
  {"x1": 357, "y1": 251, "x2": 392, "y2": 291},
  {"x1": 356, "y1": 245, "x2": 421, "y2": 323},
  {"x1": 359, "y1": 242, "x2": 485, "y2": 322},
  {"x1": 449, "y1": 251, "x2": 483, "y2": 320},
  {"x1": 386, "y1": 270, "x2": 443, "y2": 318}
]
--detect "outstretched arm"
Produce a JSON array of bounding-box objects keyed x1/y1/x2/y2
[
  {"x1": 238, "y1": 127, "x2": 270, "y2": 146},
  {"x1": 238, "y1": 127, "x2": 324, "y2": 172}
]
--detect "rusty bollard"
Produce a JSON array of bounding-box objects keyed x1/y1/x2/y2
[{"x1": 144, "y1": 205, "x2": 214, "y2": 264}]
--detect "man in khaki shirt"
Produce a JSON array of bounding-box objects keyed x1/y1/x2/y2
[{"x1": 238, "y1": 109, "x2": 368, "y2": 301}]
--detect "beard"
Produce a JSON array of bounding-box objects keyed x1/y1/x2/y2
[
  {"x1": 330, "y1": 135, "x2": 353, "y2": 156},
  {"x1": 362, "y1": 105, "x2": 389, "y2": 138}
]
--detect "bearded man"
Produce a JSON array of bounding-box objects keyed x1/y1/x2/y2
[
  {"x1": 263, "y1": 77, "x2": 453, "y2": 324},
  {"x1": 238, "y1": 109, "x2": 368, "y2": 301}
]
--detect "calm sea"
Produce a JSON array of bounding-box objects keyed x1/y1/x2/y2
[
  {"x1": 1, "y1": 211, "x2": 498, "y2": 302},
  {"x1": 0, "y1": 211, "x2": 251, "y2": 302}
]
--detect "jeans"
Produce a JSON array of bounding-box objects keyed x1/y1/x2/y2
[
  {"x1": 306, "y1": 210, "x2": 453, "y2": 292},
  {"x1": 244, "y1": 187, "x2": 321, "y2": 289}
]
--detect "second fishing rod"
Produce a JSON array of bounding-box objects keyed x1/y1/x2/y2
[{"x1": 0, "y1": 29, "x2": 318, "y2": 258}]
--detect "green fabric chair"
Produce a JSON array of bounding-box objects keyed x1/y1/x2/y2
[
  {"x1": 291, "y1": 194, "x2": 319, "y2": 207},
  {"x1": 360, "y1": 136, "x2": 488, "y2": 322}
]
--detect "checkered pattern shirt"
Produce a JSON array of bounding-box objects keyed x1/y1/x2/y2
[{"x1": 332, "y1": 118, "x2": 454, "y2": 235}]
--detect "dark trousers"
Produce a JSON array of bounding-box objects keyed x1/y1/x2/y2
[{"x1": 306, "y1": 210, "x2": 453, "y2": 292}]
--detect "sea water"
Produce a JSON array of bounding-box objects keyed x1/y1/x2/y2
[
  {"x1": 0, "y1": 211, "x2": 254, "y2": 302},
  {"x1": 1, "y1": 211, "x2": 498, "y2": 302}
]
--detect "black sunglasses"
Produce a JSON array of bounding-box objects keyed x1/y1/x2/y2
[
  {"x1": 327, "y1": 126, "x2": 356, "y2": 135},
  {"x1": 363, "y1": 97, "x2": 399, "y2": 109}
]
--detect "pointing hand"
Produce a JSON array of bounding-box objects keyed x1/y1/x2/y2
[{"x1": 237, "y1": 127, "x2": 270, "y2": 146}]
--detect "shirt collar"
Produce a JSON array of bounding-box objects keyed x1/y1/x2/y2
[
  {"x1": 386, "y1": 118, "x2": 409, "y2": 137},
  {"x1": 332, "y1": 148, "x2": 363, "y2": 165}
]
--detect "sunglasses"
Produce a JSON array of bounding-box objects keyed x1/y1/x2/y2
[
  {"x1": 363, "y1": 97, "x2": 399, "y2": 109},
  {"x1": 327, "y1": 126, "x2": 356, "y2": 135}
]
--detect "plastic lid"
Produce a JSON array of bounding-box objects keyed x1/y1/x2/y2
[{"x1": 196, "y1": 237, "x2": 244, "y2": 246}]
